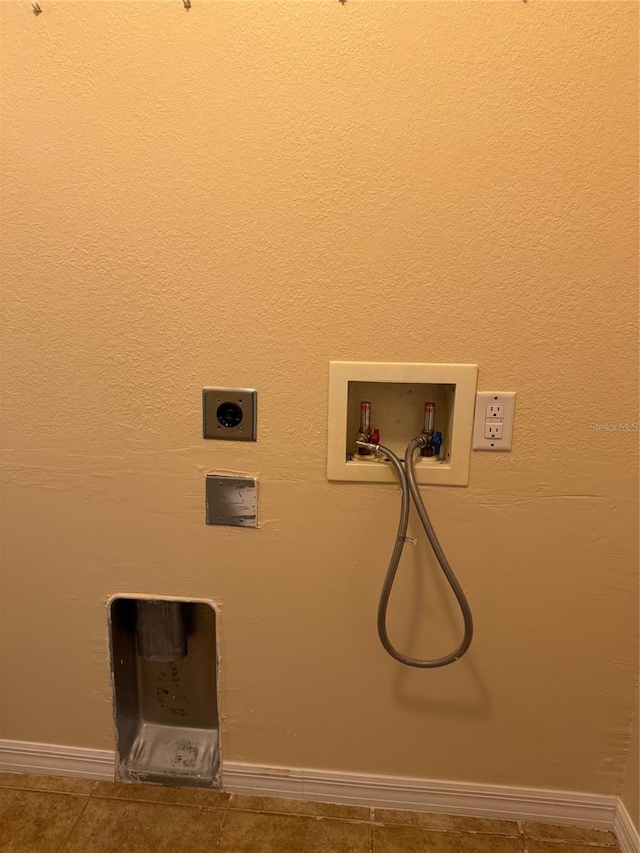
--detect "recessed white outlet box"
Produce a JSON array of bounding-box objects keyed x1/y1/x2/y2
[
  {"x1": 327, "y1": 362, "x2": 478, "y2": 486},
  {"x1": 473, "y1": 391, "x2": 516, "y2": 451}
]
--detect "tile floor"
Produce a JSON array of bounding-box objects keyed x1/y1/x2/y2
[{"x1": 0, "y1": 772, "x2": 621, "y2": 853}]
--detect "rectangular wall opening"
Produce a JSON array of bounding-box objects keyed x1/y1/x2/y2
[
  {"x1": 346, "y1": 380, "x2": 455, "y2": 463},
  {"x1": 108, "y1": 596, "x2": 220, "y2": 789}
]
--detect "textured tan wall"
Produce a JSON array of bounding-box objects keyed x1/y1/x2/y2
[
  {"x1": 1, "y1": 1, "x2": 638, "y2": 798},
  {"x1": 621, "y1": 681, "x2": 639, "y2": 829}
]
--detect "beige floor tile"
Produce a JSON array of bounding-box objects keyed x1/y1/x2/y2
[
  {"x1": 0, "y1": 788, "x2": 88, "y2": 853},
  {"x1": 0, "y1": 771, "x2": 95, "y2": 794},
  {"x1": 93, "y1": 779, "x2": 229, "y2": 808},
  {"x1": 229, "y1": 793, "x2": 370, "y2": 821},
  {"x1": 375, "y1": 808, "x2": 519, "y2": 836},
  {"x1": 523, "y1": 823, "x2": 618, "y2": 847},
  {"x1": 62, "y1": 797, "x2": 225, "y2": 852},
  {"x1": 527, "y1": 844, "x2": 620, "y2": 853},
  {"x1": 374, "y1": 825, "x2": 526, "y2": 853},
  {"x1": 218, "y1": 809, "x2": 372, "y2": 853}
]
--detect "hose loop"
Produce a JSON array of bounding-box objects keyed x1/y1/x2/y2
[{"x1": 376, "y1": 440, "x2": 473, "y2": 668}]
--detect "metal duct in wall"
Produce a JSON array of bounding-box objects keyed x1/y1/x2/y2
[
  {"x1": 135, "y1": 599, "x2": 188, "y2": 663},
  {"x1": 110, "y1": 596, "x2": 221, "y2": 788}
]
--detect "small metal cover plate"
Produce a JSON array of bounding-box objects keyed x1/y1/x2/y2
[
  {"x1": 203, "y1": 388, "x2": 257, "y2": 441},
  {"x1": 206, "y1": 474, "x2": 258, "y2": 528}
]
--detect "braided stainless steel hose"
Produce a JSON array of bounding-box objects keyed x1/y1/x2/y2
[{"x1": 361, "y1": 439, "x2": 473, "y2": 668}]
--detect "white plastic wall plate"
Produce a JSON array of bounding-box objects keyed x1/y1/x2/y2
[
  {"x1": 473, "y1": 391, "x2": 516, "y2": 451},
  {"x1": 327, "y1": 362, "x2": 478, "y2": 486}
]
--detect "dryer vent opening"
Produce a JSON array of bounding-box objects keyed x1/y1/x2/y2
[
  {"x1": 135, "y1": 599, "x2": 188, "y2": 663},
  {"x1": 109, "y1": 597, "x2": 220, "y2": 789}
]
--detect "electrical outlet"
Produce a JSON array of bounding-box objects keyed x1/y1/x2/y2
[
  {"x1": 473, "y1": 391, "x2": 516, "y2": 451},
  {"x1": 484, "y1": 421, "x2": 503, "y2": 439},
  {"x1": 486, "y1": 404, "x2": 504, "y2": 419},
  {"x1": 203, "y1": 388, "x2": 257, "y2": 441}
]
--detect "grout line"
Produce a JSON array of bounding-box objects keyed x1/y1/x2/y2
[
  {"x1": 90, "y1": 794, "x2": 231, "y2": 812},
  {"x1": 228, "y1": 806, "x2": 372, "y2": 825},
  {"x1": 370, "y1": 823, "x2": 375, "y2": 853},
  {"x1": 89, "y1": 782, "x2": 231, "y2": 811},
  {"x1": 55, "y1": 794, "x2": 92, "y2": 853},
  {"x1": 214, "y1": 807, "x2": 230, "y2": 851},
  {"x1": 374, "y1": 826, "x2": 524, "y2": 838},
  {"x1": 224, "y1": 808, "x2": 529, "y2": 837},
  {"x1": 370, "y1": 807, "x2": 375, "y2": 823},
  {"x1": 523, "y1": 841, "x2": 618, "y2": 849},
  {"x1": 0, "y1": 787, "x2": 91, "y2": 796},
  {"x1": 0, "y1": 783, "x2": 95, "y2": 797}
]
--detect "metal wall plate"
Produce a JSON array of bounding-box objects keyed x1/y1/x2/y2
[
  {"x1": 203, "y1": 388, "x2": 257, "y2": 441},
  {"x1": 206, "y1": 474, "x2": 258, "y2": 528}
]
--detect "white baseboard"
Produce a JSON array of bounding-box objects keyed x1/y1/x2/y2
[
  {"x1": 0, "y1": 739, "x2": 636, "y2": 852},
  {"x1": 0, "y1": 739, "x2": 114, "y2": 781},
  {"x1": 222, "y1": 761, "x2": 616, "y2": 829},
  {"x1": 615, "y1": 798, "x2": 640, "y2": 853}
]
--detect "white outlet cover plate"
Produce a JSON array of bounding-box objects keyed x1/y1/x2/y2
[
  {"x1": 327, "y1": 362, "x2": 478, "y2": 486},
  {"x1": 473, "y1": 391, "x2": 516, "y2": 451}
]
